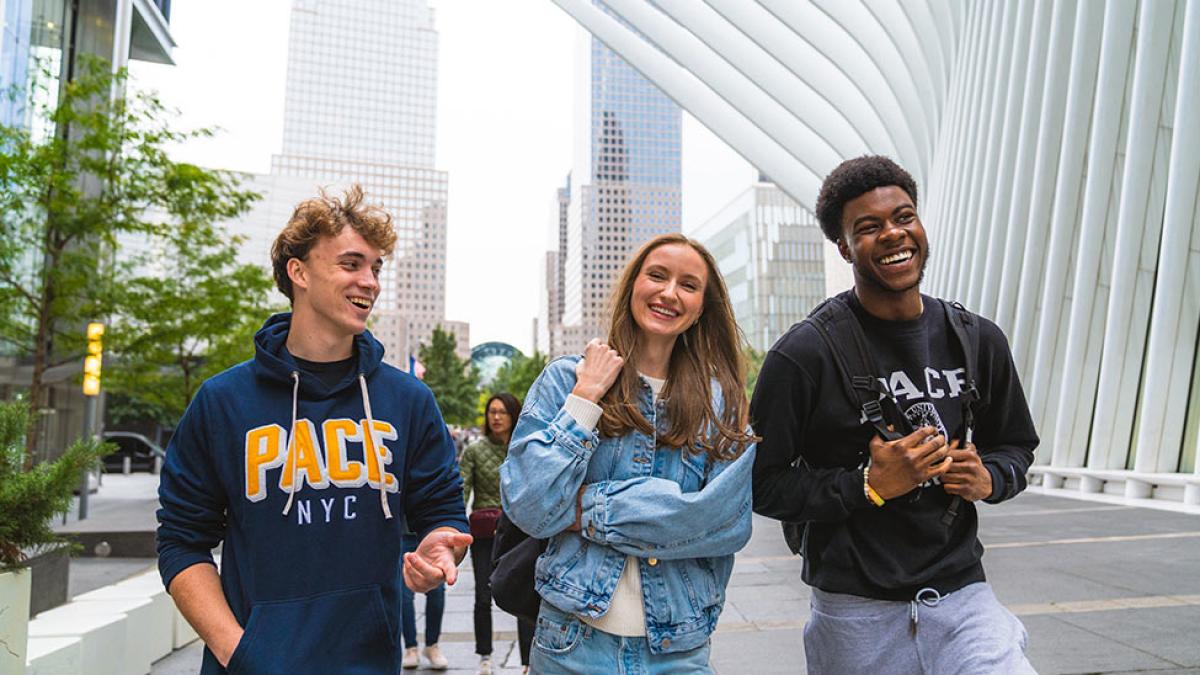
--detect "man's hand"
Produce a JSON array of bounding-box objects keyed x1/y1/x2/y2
[
  {"x1": 403, "y1": 528, "x2": 473, "y2": 593},
  {"x1": 211, "y1": 630, "x2": 243, "y2": 669},
  {"x1": 168, "y1": 563, "x2": 244, "y2": 667},
  {"x1": 867, "y1": 426, "x2": 951, "y2": 500},
  {"x1": 942, "y1": 440, "x2": 993, "y2": 502},
  {"x1": 572, "y1": 339, "x2": 624, "y2": 403}
]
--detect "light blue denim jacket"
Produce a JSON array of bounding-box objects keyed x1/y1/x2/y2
[{"x1": 499, "y1": 355, "x2": 755, "y2": 654}]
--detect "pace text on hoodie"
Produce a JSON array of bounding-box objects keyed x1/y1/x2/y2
[{"x1": 156, "y1": 313, "x2": 469, "y2": 674}]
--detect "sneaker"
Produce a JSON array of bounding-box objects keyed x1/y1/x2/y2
[
  {"x1": 424, "y1": 644, "x2": 449, "y2": 670},
  {"x1": 477, "y1": 655, "x2": 493, "y2": 675},
  {"x1": 402, "y1": 647, "x2": 419, "y2": 669}
]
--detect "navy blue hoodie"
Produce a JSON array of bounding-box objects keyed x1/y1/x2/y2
[{"x1": 157, "y1": 313, "x2": 468, "y2": 674}]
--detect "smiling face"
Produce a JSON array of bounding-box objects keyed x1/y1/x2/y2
[
  {"x1": 629, "y1": 243, "x2": 708, "y2": 344},
  {"x1": 486, "y1": 399, "x2": 513, "y2": 439},
  {"x1": 837, "y1": 185, "x2": 929, "y2": 299},
  {"x1": 289, "y1": 227, "x2": 384, "y2": 342}
]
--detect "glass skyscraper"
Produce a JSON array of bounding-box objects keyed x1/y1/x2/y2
[
  {"x1": 266, "y1": 0, "x2": 459, "y2": 366},
  {"x1": 694, "y1": 181, "x2": 828, "y2": 353},
  {"x1": 554, "y1": 8, "x2": 682, "y2": 354}
]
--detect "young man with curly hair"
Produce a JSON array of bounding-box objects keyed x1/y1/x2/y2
[
  {"x1": 157, "y1": 186, "x2": 471, "y2": 674},
  {"x1": 751, "y1": 156, "x2": 1038, "y2": 673}
]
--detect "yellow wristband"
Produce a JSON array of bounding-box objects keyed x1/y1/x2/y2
[
  {"x1": 863, "y1": 465, "x2": 885, "y2": 507},
  {"x1": 866, "y1": 484, "x2": 886, "y2": 507}
]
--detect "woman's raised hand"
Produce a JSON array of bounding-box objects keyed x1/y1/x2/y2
[{"x1": 572, "y1": 338, "x2": 624, "y2": 403}]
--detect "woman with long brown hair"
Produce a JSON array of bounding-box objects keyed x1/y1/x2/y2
[{"x1": 501, "y1": 233, "x2": 757, "y2": 673}]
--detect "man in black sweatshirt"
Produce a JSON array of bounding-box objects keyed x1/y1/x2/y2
[{"x1": 751, "y1": 156, "x2": 1038, "y2": 674}]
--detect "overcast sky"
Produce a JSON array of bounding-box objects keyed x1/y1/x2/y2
[{"x1": 130, "y1": 0, "x2": 753, "y2": 354}]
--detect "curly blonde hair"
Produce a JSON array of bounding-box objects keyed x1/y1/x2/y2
[{"x1": 270, "y1": 185, "x2": 397, "y2": 303}]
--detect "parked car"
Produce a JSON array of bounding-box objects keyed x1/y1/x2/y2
[{"x1": 101, "y1": 431, "x2": 165, "y2": 474}]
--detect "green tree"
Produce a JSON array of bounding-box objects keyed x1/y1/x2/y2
[
  {"x1": 744, "y1": 345, "x2": 766, "y2": 401},
  {"x1": 104, "y1": 224, "x2": 278, "y2": 426},
  {"x1": 419, "y1": 326, "x2": 480, "y2": 426},
  {"x1": 488, "y1": 350, "x2": 548, "y2": 403},
  {"x1": 0, "y1": 399, "x2": 112, "y2": 570},
  {"x1": 0, "y1": 57, "x2": 258, "y2": 459}
]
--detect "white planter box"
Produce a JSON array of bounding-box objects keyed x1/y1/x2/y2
[
  {"x1": 25, "y1": 636, "x2": 82, "y2": 675},
  {"x1": 26, "y1": 609, "x2": 126, "y2": 675},
  {"x1": 0, "y1": 567, "x2": 31, "y2": 675},
  {"x1": 75, "y1": 585, "x2": 173, "y2": 664}
]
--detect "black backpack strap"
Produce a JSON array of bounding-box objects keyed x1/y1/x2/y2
[
  {"x1": 807, "y1": 296, "x2": 904, "y2": 442},
  {"x1": 940, "y1": 299, "x2": 981, "y2": 442},
  {"x1": 938, "y1": 298, "x2": 982, "y2": 525}
]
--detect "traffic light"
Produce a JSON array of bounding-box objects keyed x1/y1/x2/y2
[{"x1": 83, "y1": 322, "x2": 104, "y2": 396}]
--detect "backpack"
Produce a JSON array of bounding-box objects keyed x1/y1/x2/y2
[
  {"x1": 489, "y1": 510, "x2": 547, "y2": 624},
  {"x1": 780, "y1": 295, "x2": 981, "y2": 555}
]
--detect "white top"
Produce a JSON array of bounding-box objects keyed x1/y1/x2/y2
[{"x1": 562, "y1": 373, "x2": 665, "y2": 636}]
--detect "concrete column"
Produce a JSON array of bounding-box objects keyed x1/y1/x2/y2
[
  {"x1": 1026, "y1": 0, "x2": 1105, "y2": 431},
  {"x1": 941, "y1": 2, "x2": 994, "y2": 298},
  {"x1": 1050, "y1": 0, "x2": 1138, "y2": 469},
  {"x1": 964, "y1": 0, "x2": 1020, "y2": 311},
  {"x1": 814, "y1": 0, "x2": 937, "y2": 177},
  {"x1": 994, "y1": 0, "x2": 1056, "y2": 335},
  {"x1": 652, "y1": 0, "x2": 868, "y2": 160},
  {"x1": 706, "y1": 0, "x2": 899, "y2": 158},
  {"x1": 1010, "y1": 0, "x2": 1079, "y2": 374},
  {"x1": 1134, "y1": 0, "x2": 1199, "y2": 474},
  {"x1": 926, "y1": 14, "x2": 975, "y2": 292},
  {"x1": 976, "y1": 0, "x2": 1035, "y2": 320},
  {"x1": 758, "y1": 0, "x2": 925, "y2": 173},
  {"x1": 1089, "y1": 0, "x2": 1177, "y2": 474}
]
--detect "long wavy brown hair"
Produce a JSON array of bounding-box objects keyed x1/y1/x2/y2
[{"x1": 597, "y1": 233, "x2": 757, "y2": 461}]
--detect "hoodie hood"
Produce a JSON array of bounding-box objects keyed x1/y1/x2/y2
[{"x1": 253, "y1": 312, "x2": 386, "y2": 397}]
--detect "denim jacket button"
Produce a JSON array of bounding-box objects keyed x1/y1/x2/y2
[
  {"x1": 661, "y1": 638, "x2": 671, "y2": 649},
  {"x1": 648, "y1": 558, "x2": 658, "y2": 566},
  {"x1": 587, "y1": 523, "x2": 595, "y2": 538}
]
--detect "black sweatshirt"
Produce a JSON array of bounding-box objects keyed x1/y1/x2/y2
[{"x1": 750, "y1": 291, "x2": 1038, "y2": 600}]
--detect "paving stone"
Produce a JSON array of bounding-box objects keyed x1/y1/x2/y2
[
  {"x1": 711, "y1": 625, "x2": 806, "y2": 674},
  {"x1": 1023, "y1": 614, "x2": 1181, "y2": 674},
  {"x1": 128, "y1": 490, "x2": 1199, "y2": 673},
  {"x1": 1053, "y1": 606, "x2": 1200, "y2": 669}
]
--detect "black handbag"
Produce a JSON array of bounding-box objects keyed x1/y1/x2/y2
[{"x1": 489, "y1": 511, "x2": 547, "y2": 624}]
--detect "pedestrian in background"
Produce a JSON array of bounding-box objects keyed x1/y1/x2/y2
[
  {"x1": 401, "y1": 530, "x2": 448, "y2": 670},
  {"x1": 502, "y1": 233, "x2": 758, "y2": 673},
  {"x1": 461, "y1": 392, "x2": 534, "y2": 674}
]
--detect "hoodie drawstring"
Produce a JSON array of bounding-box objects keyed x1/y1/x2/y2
[
  {"x1": 281, "y1": 371, "x2": 301, "y2": 516},
  {"x1": 360, "y1": 373, "x2": 393, "y2": 519},
  {"x1": 279, "y1": 371, "x2": 392, "y2": 520}
]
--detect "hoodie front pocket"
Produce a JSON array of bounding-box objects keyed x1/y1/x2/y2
[{"x1": 226, "y1": 585, "x2": 396, "y2": 674}]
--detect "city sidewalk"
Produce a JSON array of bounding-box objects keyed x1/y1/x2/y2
[{"x1": 142, "y1": 491, "x2": 1200, "y2": 674}]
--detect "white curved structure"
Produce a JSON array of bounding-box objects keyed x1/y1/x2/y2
[{"x1": 553, "y1": 0, "x2": 1200, "y2": 509}]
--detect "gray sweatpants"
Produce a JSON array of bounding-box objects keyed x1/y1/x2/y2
[{"x1": 804, "y1": 582, "x2": 1035, "y2": 674}]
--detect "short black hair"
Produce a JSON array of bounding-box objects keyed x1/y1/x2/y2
[{"x1": 815, "y1": 156, "x2": 918, "y2": 243}]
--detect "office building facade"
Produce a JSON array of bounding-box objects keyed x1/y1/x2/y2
[
  {"x1": 694, "y1": 182, "x2": 827, "y2": 353},
  {"x1": 262, "y1": 0, "x2": 461, "y2": 368}
]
